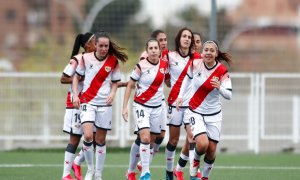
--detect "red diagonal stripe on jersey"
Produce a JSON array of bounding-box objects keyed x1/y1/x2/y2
[
  {"x1": 167, "y1": 59, "x2": 193, "y2": 105},
  {"x1": 189, "y1": 65, "x2": 227, "y2": 110},
  {"x1": 80, "y1": 55, "x2": 117, "y2": 103},
  {"x1": 134, "y1": 60, "x2": 167, "y2": 104}
]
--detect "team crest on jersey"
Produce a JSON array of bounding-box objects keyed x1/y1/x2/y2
[
  {"x1": 160, "y1": 68, "x2": 165, "y2": 73},
  {"x1": 90, "y1": 64, "x2": 93, "y2": 69},
  {"x1": 105, "y1": 66, "x2": 111, "y2": 72}
]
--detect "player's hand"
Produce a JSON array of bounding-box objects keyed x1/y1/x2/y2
[
  {"x1": 176, "y1": 98, "x2": 183, "y2": 111},
  {"x1": 122, "y1": 107, "x2": 128, "y2": 122},
  {"x1": 210, "y1": 76, "x2": 220, "y2": 89},
  {"x1": 72, "y1": 95, "x2": 80, "y2": 109},
  {"x1": 106, "y1": 93, "x2": 114, "y2": 105}
]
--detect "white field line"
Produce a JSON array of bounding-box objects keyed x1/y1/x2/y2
[{"x1": 0, "y1": 164, "x2": 300, "y2": 170}]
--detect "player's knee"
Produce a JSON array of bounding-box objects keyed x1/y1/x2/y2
[
  {"x1": 169, "y1": 137, "x2": 179, "y2": 146},
  {"x1": 155, "y1": 137, "x2": 164, "y2": 145}
]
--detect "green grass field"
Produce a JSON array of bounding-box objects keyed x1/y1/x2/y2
[{"x1": 0, "y1": 149, "x2": 300, "y2": 180}]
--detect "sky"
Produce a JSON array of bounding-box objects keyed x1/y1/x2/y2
[{"x1": 137, "y1": 0, "x2": 242, "y2": 27}]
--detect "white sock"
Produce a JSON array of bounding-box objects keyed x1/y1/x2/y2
[
  {"x1": 176, "y1": 152, "x2": 189, "y2": 172},
  {"x1": 140, "y1": 143, "x2": 150, "y2": 176},
  {"x1": 202, "y1": 157, "x2": 215, "y2": 178},
  {"x1": 149, "y1": 148, "x2": 154, "y2": 164},
  {"x1": 128, "y1": 142, "x2": 140, "y2": 173},
  {"x1": 95, "y1": 144, "x2": 106, "y2": 175},
  {"x1": 63, "y1": 151, "x2": 75, "y2": 177},
  {"x1": 83, "y1": 140, "x2": 94, "y2": 171},
  {"x1": 153, "y1": 143, "x2": 160, "y2": 154},
  {"x1": 165, "y1": 143, "x2": 176, "y2": 172},
  {"x1": 74, "y1": 148, "x2": 85, "y2": 165},
  {"x1": 189, "y1": 143, "x2": 196, "y2": 173}
]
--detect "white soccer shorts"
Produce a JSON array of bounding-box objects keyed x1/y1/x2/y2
[
  {"x1": 167, "y1": 106, "x2": 190, "y2": 126},
  {"x1": 133, "y1": 102, "x2": 162, "y2": 134},
  {"x1": 63, "y1": 108, "x2": 83, "y2": 135},
  {"x1": 185, "y1": 109, "x2": 222, "y2": 142},
  {"x1": 80, "y1": 103, "x2": 113, "y2": 130}
]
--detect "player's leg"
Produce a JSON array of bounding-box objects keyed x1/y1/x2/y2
[
  {"x1": 189, "y1": 111, "x2": 208, "y2": 179},
  {"x1": 94, "y1": 128, "x2": 107, "y2": 180},
  {"x1": 165, "y1": 106, "x2": 184, "y2": 180},
  {"x1": 62, "y1": 108, "x2": 82, "y2": 180},
  {"x1": 139, "y1": 128, "x2": 151, "y2": 179},
  {"x1": 94, "y1": 106, "x2": 113, "y2": 180},
  {"x1": 201, "y1": 113, "x2": 222, "y2": 180},
  {"x1": 174, "y1": 136, "x2": 189, "y2": 180},
  {"x1": 80, "y1": 104, "x2": 96, "y2": 180},
  {"x1": 134, "y1": 103, "x2": 151, "y2": 179}
]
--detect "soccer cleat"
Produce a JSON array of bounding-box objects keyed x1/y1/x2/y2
[
  {"x1": 196, "y1": 171, "x2": 202, "y2": 178},
  {"x1": 137, "y1": 161, "x2": 142, "y2": 172},
  {"x1": 166, "y1": 171, "x2": 173, "y2": 180},
  {"x1": 190, "y1": 160, "x2": 200, "y2": 177},
  {"x1": 201, "y1": 178, "x2": 208, "y2": 180},
  {"x1": 126, "y1": 171, "x2": 137, "y2": 180},
  {"x1": 189, "y1": 176, "x2": 201, "y2": 180},
  {"x1": 84, "y1": 169, "x2": 94, "y2": 180},
  {"x1": 173, "y1": 169, "x2": 184, "y2": 180},
  {"x1": 94, "y1": 172, "x2": 102, "y2": 180},
  {"x1": 139, "y1": 172, "x2": 151, "y2": 180},
  {"x1": 62, "y1": 174, "x2": 74, "y2": 180},
  {"x1": 72, "y1": 163, "x2": 82, "y2": 180}
]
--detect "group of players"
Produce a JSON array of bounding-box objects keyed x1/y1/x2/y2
[{"x1": 60, "y1": 27, "x2": 233, "y2": 180}]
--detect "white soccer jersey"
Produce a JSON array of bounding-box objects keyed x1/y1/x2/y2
[
  {"x1": 131, "y1": 58, "x2": 168, "y2": 107},
  {"x1": 184, "y1": 59, "x2": 232, "y2": 115},
  {"x1": 63, "y1": 53, "x2": 84, "y2": 108},
  {"x1": 76, "y1": 52, "x2": 121, "y2": 106},
  {"x1": 166, "y1": 51, "x2": 193, "y2": 107}
]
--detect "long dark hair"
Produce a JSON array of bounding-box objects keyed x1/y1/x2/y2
[
  {"x1": 95, "y1": 31, "x2": 128, "y2": 63},
  {"x1": 203, "y1": 40, "x2": 233, "y2": 66},
  {"x1": 150, "y1": 30, "x2": 165, "y2": 39},
  {"x1": 70, "y1": 32, "x2": 94, "y2": 58},
  {"x1": 174, "y1": 27, "x2": 194, "y2": 58}
]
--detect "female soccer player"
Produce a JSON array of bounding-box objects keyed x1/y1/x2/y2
[
  {"x1": 126, "y1": 30, "x2": 169, "y2": 180},
  {"x1": 122, "y1": 39, "x2": 169, "y2": 180},
  {"x1": 176, "y1": 40, "x2": 233, "y2": 180},
  {"x1": 164, "y1": 27, "x2": 196, "y2": 180},
  {"x1": 72, "y1": 31, "x2": 128, "y2": 180},
  {"x1": 173, "y1": 31, "x2": 203, "y2": 180},
  {"x1": 60, "y1": 32, "x2": 95, "y2": 180},
  {"x1": 193, "y1": 32, "x2": 202, "y2": 54}
]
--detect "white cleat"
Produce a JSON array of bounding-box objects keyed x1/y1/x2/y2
[
  {"x1": 84, "y1": 169, "x2": 94, "y2": 180},
  {"x1": 94, "y1": 171, "x2": 102, "y2": 180}
]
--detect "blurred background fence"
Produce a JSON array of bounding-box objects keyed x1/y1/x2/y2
[
  {"x1": 0, "y1": 0, "x2": 300, "y2": 153},
  {"x1": 0, "y1": 72, "x2": 300, "y2": 153}
]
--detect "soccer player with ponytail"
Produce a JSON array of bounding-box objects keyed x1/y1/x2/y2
[
  {"x1": 61, "y1": 32, "x2": 96, "y2": 180},
  {"x1": 176, "y1": 40, "x2": 233, "y2": 180}
]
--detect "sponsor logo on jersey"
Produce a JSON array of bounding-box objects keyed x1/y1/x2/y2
[{"x1": 105, "y1": 66, "x2": 111, "y2": 72}]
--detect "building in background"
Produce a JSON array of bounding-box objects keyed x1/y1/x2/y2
[
  {"x1": 0, "y1": 0, "x2": 85, "y2": 70},
  {"x1": 224, "y1": 0, "x2": 300, "y2": 72}
]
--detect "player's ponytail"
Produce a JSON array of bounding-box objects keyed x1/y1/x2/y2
[{"x1": 70, "y1": 32, "x2": 94, "y2": 58}]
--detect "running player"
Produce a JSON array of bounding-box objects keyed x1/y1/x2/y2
[
  {"x1": 122, "y1": 39, "x2": 169, "y2": 180},
  {"x1": 173, "y1": 31, "x2": 203, "y2": 180},
  {"x1": 72, "y1": 31, "x2": 128, "y2": 180},
  {"x1": 61, "y1": 32, "x2": 95, "y2": 180},
  {"x1": 164, "y1": 27, "x2": 196, "y2": 180},
  {"x1": 176, "y1": 40, "x2": 233, "y2": 180},
  {"x1": 126, "y1": 30, "x2": 169, "y2": 180}
]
